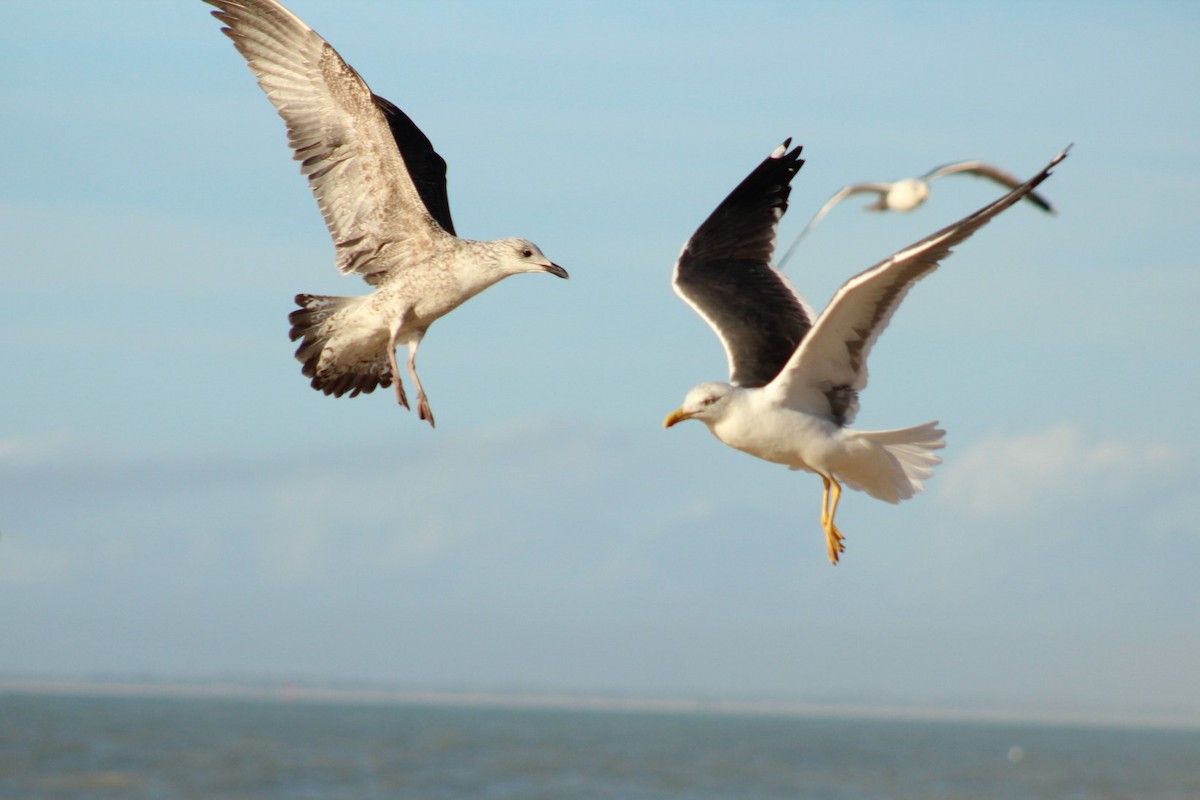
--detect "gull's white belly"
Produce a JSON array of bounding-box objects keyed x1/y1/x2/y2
[{"x1": 709, "y1": 404, "x2": 843, "y2": 473}]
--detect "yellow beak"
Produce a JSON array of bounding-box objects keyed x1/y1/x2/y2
[{"x1": 663, "y1": 408, "x2": 693, "y2": 428}]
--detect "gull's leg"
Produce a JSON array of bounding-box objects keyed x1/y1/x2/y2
[
  {"x1": 819, "y1": 474, "x2": 846, "y2": 565},
  {"x1": 820, "y1": 476, "x2": 832, "y2": 528},
  {"x1": 826, "y1": 477, "x2": 846, "y2": 565},
  {"x1": 406, "y1": 331, "x2": 434, "y2": 428},
  {"x1": 386, "y1": 328, "x2": 409, "y2": 410}
]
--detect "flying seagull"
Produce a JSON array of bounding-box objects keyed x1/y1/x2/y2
[
  {"x1": 665, "y1": 141, "x2": 1067, "y2": 564},
  {"x1": 204, "y1": 0, "x2": 568, "y2": 426},
  {"x1": 777, "y1": 158, "x2": 1056, "y2": 268}
]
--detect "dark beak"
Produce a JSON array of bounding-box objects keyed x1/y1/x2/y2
[{"x1": 544, "y1": 262, "x2": 569, "y2": 279}]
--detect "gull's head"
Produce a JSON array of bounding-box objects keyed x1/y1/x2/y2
[
  {"x1": 886, "y1": 178, "x2": 931, "y2": 212},
  {"x1": 497, "y1": 238, "x2": 568, "y2": 279},
  {"x1": 664, "y1": 382, "x2": 736, "y2": 428}
]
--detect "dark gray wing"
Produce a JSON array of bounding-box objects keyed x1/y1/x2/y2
[
  {"x1": 672, "y1": 140, "x2": 813, "y2": 387},
  {"x1": 372, "y1": 94, "x2": 455, "y2": 236}
]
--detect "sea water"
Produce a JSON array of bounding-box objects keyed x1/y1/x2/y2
[{"x1": 1, "y1": 691, "x2": 1196, "y2": 799}]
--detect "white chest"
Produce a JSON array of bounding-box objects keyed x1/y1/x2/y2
[{"x1": 708, "y1": 397, "x2": 841, "y2": 471}]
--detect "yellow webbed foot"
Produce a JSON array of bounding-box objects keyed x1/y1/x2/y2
[
  {"x1": 820, "y1": 475, "x2": 847, "y2": 565},
  {"x1": 825, "y1": 522, "x2": 846, "y2": 565}
]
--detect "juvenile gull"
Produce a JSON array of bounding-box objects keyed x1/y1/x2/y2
[
  {"x1": 204, "y1": 0, "x2": 568, "y2": 426},
  {"x1": 778, "y1": 158, "x2": 1056, "y2": 267},
  {"x1": 665, "y1": 141, "x2": 1067, "y2": 564}
]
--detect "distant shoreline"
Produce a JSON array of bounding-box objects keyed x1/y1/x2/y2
[{"x1": 2, "y1": 678, "x2": 1196, "y2": 732}]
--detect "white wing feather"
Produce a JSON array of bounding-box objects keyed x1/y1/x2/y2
[{"x1": 768, "y1": 148, "x2": 1068, "y2": 421}]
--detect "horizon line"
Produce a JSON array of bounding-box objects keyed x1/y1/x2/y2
[{"x1": 2, "y1": 677, "x2": 1197, "y2": 733}]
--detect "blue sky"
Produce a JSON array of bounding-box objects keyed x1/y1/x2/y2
[{"x1": 2, "y1": 1, "x2": 1198, "y2": 727}]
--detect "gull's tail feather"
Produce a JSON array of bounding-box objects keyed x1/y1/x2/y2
[
  {"x1": 839, "y1": 421, "x2": 946, "y2": 504},
  {"x1": 288, "y1": 294, "x2": 391, "y2": 398}
]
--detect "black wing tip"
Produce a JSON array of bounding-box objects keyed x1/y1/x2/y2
[
  {"x1": 987, "y1": 145, "x2": 1069, "y2": 214},
  {"x1": 769, "y1": 138, "x2": 805, "y2": 170},
  {"x1": 1048, "y1": 143, "x2": 1072, "y2": 169},
  {"x1": 675, "y1": 136, "x2": 809, "y2": 275},
  {"x1": 1016, "y1": 144, "x2": 1070, "y2": 212},
  {"x1": 1027, "y1": 191, "x2": 1056, "y2": 214},
  {"x1": 741, "y1": 137, "x2": 805, "y2": 200},
  {"x1": 1025, "y1": 144, "x2": 1070, "y2": 194}
]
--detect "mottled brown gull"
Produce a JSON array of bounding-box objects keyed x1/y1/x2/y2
[
  {"x1": 664, "y1": 140, "x2": 1067, "y2": 564},
  {"x1": 204, "y1": 0, "x2": 568, "y2": 426}
]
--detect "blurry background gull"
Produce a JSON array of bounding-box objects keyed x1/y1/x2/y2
[{"x1": 778, "y1": 158, "x2": 1056, "y2": 267}]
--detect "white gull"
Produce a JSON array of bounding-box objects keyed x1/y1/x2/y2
[
  {"x1": 778, "y1": 157, "x2": 1057, "y2": 267},
  {"x1": 665, "y1": 140, "x2": 1067, "y2": 564},
  {"x1": 204, "y1": 0, "x2": 568, "y2": 427}
]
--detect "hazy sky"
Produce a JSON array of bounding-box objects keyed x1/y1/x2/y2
[{"x1": 3, "y1": 1, "x2": 1198, "y2": 727}]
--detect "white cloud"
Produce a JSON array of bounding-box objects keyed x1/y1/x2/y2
[{"x1": 937, "y1": 424, "x2": 1188, "y2": 519}]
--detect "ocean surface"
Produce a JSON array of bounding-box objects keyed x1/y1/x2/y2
[{"x1": 1, "y1": 691, "x2": 1197, "y2": 800}]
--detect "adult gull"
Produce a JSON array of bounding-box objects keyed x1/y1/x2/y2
[
  {"x1": 204, "y1": 0, "x2": 568, "y2": 426},
  {"x1": 664, "y1": 141, "x2": 1067, "y2": 564},
  {"x1": 778, "y1": 158, "x2": 1056, "y2": 267}
]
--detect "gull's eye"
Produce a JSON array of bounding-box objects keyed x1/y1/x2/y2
[
  {"x1": 701, "y1": 396, "x2": 718, "y2": 407},
  {"x1": 521, "y1": 248, "x2": 533, "y2": 258}
]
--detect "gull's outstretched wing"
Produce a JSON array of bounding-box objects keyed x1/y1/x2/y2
[
  {"x1": 777, "y1": 182, "x2": 893, "y2": 268},
  {"x1": 673, "y1": 140, "x2": 814, "y2": 388},
  {"x1": 206, "y1": 0, "x2": 453, "y2": 282},
  {"x1": 769, "y1": 148, "x2": 1069, "y2": 425},
  {"x1": 923, "y1": 159, "x2": 1056, "y2": 213},
  {"x1": 372, "y1": 95, "x2": 455, "y2": 236}
]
